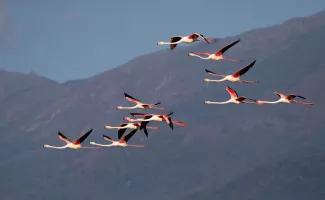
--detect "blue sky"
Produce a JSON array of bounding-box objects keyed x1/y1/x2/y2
[{"x1": 1, "y1": 0, "x2": 325, "y2": 82}]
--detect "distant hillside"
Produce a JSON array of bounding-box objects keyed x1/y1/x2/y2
[{"x1": 0, "y1": 10, "x2": 325, "y2": 200}]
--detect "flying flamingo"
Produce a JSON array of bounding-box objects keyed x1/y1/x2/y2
[
  {"x1": 252, "y1": 92, "x2": 314, "y2": 105},
  {"x1": 204, "y1": 86, "x2": 257, "y2": 105},
  {"x1": 117, "y1": 93, "x2": 165, "y2": 110},
  {"x1": 90, "y1": 129, "x2": 145, "y2": 148},
  {"x1": 157, "y1": 33, "x2": 216, "y2": 50},
  {"x1": 104, "y1": 122, "x2": 159, "y2": 139},
  {"x1": 203, "y1": 60, "x2": 259, "y2": 84},
  {"x1": 43, "y1": 129, "x2": 99, "y2": 149},
  {"x1": 188, "y1": 39, "x2": 241, "y2": 61},
  {"x1": 124, "y1": 112, "x2": 174, "y2": 130}
]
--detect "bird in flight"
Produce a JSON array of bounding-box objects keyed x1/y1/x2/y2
[
  {"x1": 188, "y1": 39, "x2": 241, "y2": 61},
  {"x1": 90, "y1": 129, "x2": 145, "y2": 148},
  {"x1": 157, "y1": 32, "x2": 216, "y2": 50},
  {"x1": 117, "y1": 93, "x2": 165, "y2": 110},
  {"x1": 252, "y1": 92, "x2": 314, "y2": 105},
  {"x1": 43, "y1": 129, "x2": 99, "y2": 149},
  {"x1": 204, "y1": 60, "x2": 259, "y2": 84},
  {"x1": 204, "y1": 86, "x2": 257, "y2": 105}
]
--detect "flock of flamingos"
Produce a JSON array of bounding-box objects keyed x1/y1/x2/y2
[{"x1": 43, "y1": 32, "x2": 314, "y2": 150}]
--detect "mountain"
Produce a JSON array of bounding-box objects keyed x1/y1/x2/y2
[{"x1": 1, "y1": 10, "x2": 325, "y2": 200}]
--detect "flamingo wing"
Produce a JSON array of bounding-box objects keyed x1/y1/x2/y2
[
  {"x1": 124, "y1": 93, "x2": 142, "y2": 104},
  {"x1": 194, "y1": 33, "x2": 210, "y2": 43},
  {"x1": 215, "y1": 39, "x2": 240, "y2": 55},
  {"x1": 232, "y1": 60, "x2": 256, "y2": 78},
  {"x1": 58, "y1": 132, "x2": 72, "y2": 144},
  {"x1": 170, "y1": 36, "x2": 182, "y2": 50},
  {"x1": 163, "y1": 115, "x2": 174, "y2": 130},
  {"x1": 103, "y1": 134, "x2": 115, "y2": 143},
  {"x1": 287, "y1": 94, "x2": 306, "y2": 100},
  {"x1": 226, "y1": 86, "x2": 239, "y2": 98},
  {"x1": 118, "y1": 128, "x2": 127, "y2": 140},
  {"x1": 140, "y1": 116, "x2": 152, "y2": 130},
  {"x1": 274, "y1": 92, "x2": 287, "y2": 99},
  {"x1": 73, "y1": 128, "x2": 93, "y2": 144},
  {"x1": 123, "y1": 129, "x2": 138, "y2": 142},
  {"x1": 205, "y1": 68, "x2": 225, "y2": 77}
]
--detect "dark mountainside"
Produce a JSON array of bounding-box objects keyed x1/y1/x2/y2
[{"x1": 1, "y1": 10, "x2": 325, "y2": 200}]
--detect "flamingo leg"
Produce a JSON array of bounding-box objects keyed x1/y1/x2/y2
[
  {"x1": 294, "y1": 101, "x2": 314, "y2": 105},
  {"x1": 241, "y1": 80, "x2": 259, "y2": 84}
]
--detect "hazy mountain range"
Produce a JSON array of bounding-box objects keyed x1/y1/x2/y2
[{"x1": 1, "y1": 10, "x2": 325, "y2": 200}]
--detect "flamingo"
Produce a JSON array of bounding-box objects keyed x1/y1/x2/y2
[
  {"x1": 157, "y1": 33, "x2": 216, "y2": 50},
  {"x1": 90, "y1": 129, "x2": 145, "y2": 148},
  {"x1": 203, "y1": 60, "x2": 259, "y2": 84},
  {"x1": 252, "y1": 92, "x2": 314, "y2": 105},
  {"x1": 124, "y1": 112, "x2": 174, "y2": 130},
  {"x1": 188, "y1": 39, "x2": 241, "y2": 61},
  {"x1": 204, "y1": 86, "x2": 257, "y2": 105},
  {"x1": 43, "y1": 129, "x2": 99, "y2": 149},
  {"x1": 117, "y1": 93, "x2": 165, "y2": 110},
  {"x1": 104, "y1": 122, "x2": 160, "y2": 139}
]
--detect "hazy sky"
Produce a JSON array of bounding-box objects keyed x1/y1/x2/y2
[{"x1": 1, "y1": 0, "x2": 325, "y2": 82}]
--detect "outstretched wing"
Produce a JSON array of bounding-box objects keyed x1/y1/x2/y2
[
  {"x1": 274, "y1": 92, "x2": 287, "y2": 99},
  {"x1": 58, "y1": 131, "x2": 72, "y2": 144},
  {"x1": 73, "y1": 128, "x2": 93, "y2": 144},
  {"x1": 215, "y1": 39, "x2": 240, "y2": 55},
  {"x1": 233, "y1": 60, "x2": 256, "y2": 78},
  {"x1": 194, "y1": 33, "x2": 210, "y2": 43},
  {"x1": 123, "y1": 129, "x2": 138, "y2": 142},
  {"x1": 170, "y1": 36, "x2": 182, "y2": 50},
  {"x1": 103, "y1": 134, "x2": 115, "y2": 143},
  {"x1": 118, "y1": 128, "x2": 127, "y2": 140},
  {"x1": 226, "y1": 86, "x2": 239, "y2": 98},
  {"x1": 205, "y1": 68, "x2": 225, "y2": 77},
  {"x1": 163, "y1": 115, "x2": 174, "y2": 130},
  {"x1": 124, "y1": 93, "x2": 142, "y2": 104},
  {"x1": 287, "y1": 94, "x2": 306, "y2": 100}
]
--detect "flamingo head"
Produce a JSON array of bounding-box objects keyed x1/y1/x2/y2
[
  {"x1": 157, "y1": 42, "x2": 164, "y2": 45},
  {"x1": 204, "y1": 101, "x2": 211, "y2": 104},
  {"x1": 116, "y1": 106, "x2": 124, "y2": 110},
  {"x1": 124, "y1": 117, "x2": 132, "y2": 121},
  {"x1": 203, "y1": 78, "x2": 210, "y2": 82},
  {"x1": 43, "y1": 144, "x2": 50, "y2": 148},
  {"x1": 188, "y1": 52, "x2": 195, "y2": 56}
]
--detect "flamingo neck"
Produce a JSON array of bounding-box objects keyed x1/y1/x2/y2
[
  {"x1": 117, "y1": 105, "x2": 138, "y2": 110},
  {"x1": 43, "y1": 144, "x2": 67, "y2": 149},
  {"x1": 205, "y1": 100, "x2": 231, "y2": 104},
  {"x1": 193, "y1": 54, "x2": 210, "y2": 60},
  {"x1": 90, "y1": 142, "x2": 113, "y2": 147},
  {"x1": 204, "y1": 78, "x2": 225, "y2": 82}
]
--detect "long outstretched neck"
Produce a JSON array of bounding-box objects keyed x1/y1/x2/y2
[
  {"x1": 158, "y1": 41, "x2": 181, "y2": 45},
  {"x1": 117, "y1": 105, "x2": 137, "y2": 110},
  {"x1": 260, "y1": 99, "x2": 282, "y2": 104},
  {"x1": 43, "y1": 144, "x2": 67, "y2": 149},
  {"x1": 192, "y1": 54, "x2": 210, "y2": 60},
  {"x1": 104, "y1": 125, "x2": 122, "y2": 129},
  {"x1": 205, "y1": 100, "x2": 231, "y2": 104},
  {"x1": 204, "y1": 78, "x2": 225, "y2": 82},
  {"x1": 89, "y1": 142, "x2": 113, "y2": 147},
  {"x1": 125, "y1": 117, "x2": 147, "y2": 122}
]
